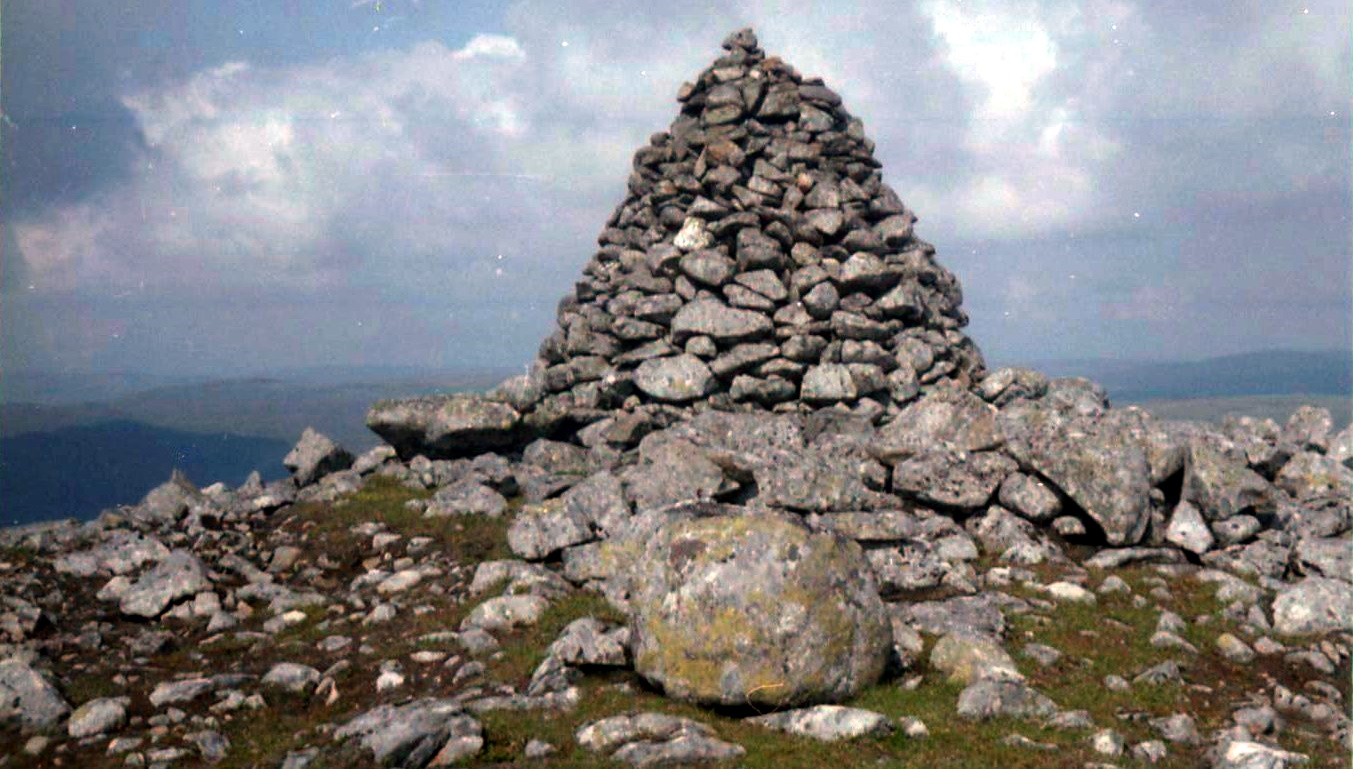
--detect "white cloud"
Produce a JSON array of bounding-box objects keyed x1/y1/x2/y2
[{"x1": 8, "y1": 1, "x2": 1347, "y2": 368}]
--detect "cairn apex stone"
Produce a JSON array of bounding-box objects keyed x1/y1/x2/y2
[
  {"x1": 629, "y1": 514, "x2": 891, "y2": 708},
  {"x1": 366, "y1": 395, "x2": 521, "y2": 460}
]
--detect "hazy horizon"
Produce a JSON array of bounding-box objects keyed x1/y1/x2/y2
[{"x1": 3, "y1": 2, "x2": 1349, "y2": 387}]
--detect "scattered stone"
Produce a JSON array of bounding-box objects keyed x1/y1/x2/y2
[{"x1": 748, "y1": 705, "x2": 893, "y2": 741}]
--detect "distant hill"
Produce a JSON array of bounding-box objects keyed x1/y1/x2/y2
[
  {"x1": 0, "y1": 368, "x2": 516, "y2": 451},
  {"x1": 1014, "y1": 349, "x2": 1351, "y2": 403},
  {"x1": 0, "y1": 420, "x2": 291, "y2": 528}
]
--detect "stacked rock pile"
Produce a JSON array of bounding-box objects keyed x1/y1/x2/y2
[{"x1": 369, "y1": 28, "x2": 983, "y2": 458}]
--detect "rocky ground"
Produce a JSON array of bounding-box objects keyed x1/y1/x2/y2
[{"x1": 1, "y1": 384, "x2": 1349, "y2": 769}]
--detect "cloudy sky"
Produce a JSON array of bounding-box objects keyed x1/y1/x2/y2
[{"x1": 3, "y1": 0, "x2": 1348, "y2": 381}]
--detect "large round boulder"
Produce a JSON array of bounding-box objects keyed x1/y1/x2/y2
[{"x1": 629, "y1": 513, "x2": 891, "y2": 709}]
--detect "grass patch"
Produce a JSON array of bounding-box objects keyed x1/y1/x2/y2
[
  {"x1": 488, "y1": 590, "x2": 628, "y2": 687},
  {"x1": 288, "y1": 476, "x2": 514, "y2": 564}
]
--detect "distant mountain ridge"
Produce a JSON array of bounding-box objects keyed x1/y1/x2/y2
[{"x1": 1009, "y1": 349, "x2": 1351, "y2": 403}]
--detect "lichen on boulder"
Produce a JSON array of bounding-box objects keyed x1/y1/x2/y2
[{"x1": 628, "y1": 513, "x2": 891, "y2": 709}]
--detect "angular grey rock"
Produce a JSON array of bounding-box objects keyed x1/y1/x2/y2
[
  {"x1": 1182, "y1": 441, "x2": 1276, "y2": 521},
  {"x1": 544, "y1": 617, "x2": 628, "y2": 668},
  {"x1": 977, "y1": 367, "x2": 1049, "y2": 406},
  {"x1": 263, "y1": 662, "x2": 321, "y2": 694},
  {"x1": 633, "y1": 354, "x2": 715, "y2": 402},
  {"x1": 283, "y1": 427, "x2": 354, "y2": 487},
  {"x1": 892, "y1": 451, "x2": 1016, "y2": 510},
  {"x1": 0, "y1": 659, "x2": 70, "y2": 731},
  {"x1": 997, "y1": 472, "x2": 1062, "y2": 523},
  {"x1": 670, "y1": 299, "x2": 773, "y2": 344},
  {"x1": 1164, "y1": 501, "x2": 1215, "y2": 555},
  {"x1": 1001, "y1": 407, "x2": 1152, "y2": 546},
  {"x1": 1271, "y1": 577, "x2": 1353, "y2": 636},
  {"x1": 460, "y1": 594, "x2": 551, "y2": 633},
  {"x1": 1209, "y1": 739, "x2": 1309, "y2": 769},
  {"x1": 629, "y1": 514, "x2": 891, "y2": 708},
  {"x1": 800, "y1": 363, "x2": 858, "y2": 403},
  {"x1": 891, "y1": 594, "x2": 1007, "y2": 639},
  {"x1": 620, "y1": 439, "x2": 726, "y2": 512},
  {"x1": 748, "y1": 705, "x2": 893, "y2": 741},
  {"x1": 1275, "y1": 451, "x2": 1353, "y2": 501},
  {"x1": 678, "y1": 249, "x2": 736, "y2": 287},
  {"x1": 956, "y1": 678, "x2": 1057, "y2": 721},
  {"x1": 119, "y1": 550, "x2": 212, "y2": 618},
  {"x1": 1148, "y1": 712, "x2": 1200, "y2": 744},
  {"x1": 335, "y1": 698, "x2": 483, "y2": 768},
  {"x1": 875, "y1": 387, "x2": 1002, "y2": 462},
  {"x1": 752, "y1": 448, "x2": 883, "y2": 512},
  {"x1": 866, "y1": 543, "x2": 947, "y2": 592},
  {"x1": 148, "y1": 677, "x2": 217, "y2": 707},
  {"x1": 1294, "y1": 536, "x2": 1351, "y2": 582},
  {"x1": 424, "y1": 479, "x2": 507, "y2": 518},
  {"x1": 508, "y1": 499, "x2": 594, "y2": 561},
  {"x1": 53, "y1": 531, "x2": 169, "y2": 577},
  {"x1": 137, "y1": 469, "x2": 200, "y2": 523},
  {"x1": 1282, "y1": 405, "x2": 1333, "y2": 452},
  {"x1": 366, "y1": 395, "x2": 521, "y2": 460}
]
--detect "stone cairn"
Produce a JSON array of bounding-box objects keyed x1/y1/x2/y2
[{"x1": 370, "y1": 27, "x2": 983, "y2": 458}]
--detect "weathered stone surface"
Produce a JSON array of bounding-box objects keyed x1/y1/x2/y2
[
  {"x1": 1164, "y1": 501, "x2": 1215, "y2": 555},
  {"x1": 875, "y1": 387, "x2": 1002, "y2": 462},
  {"x1": 633, "y1": 355, "x2": 716, "y2": 402},
  {"x1": 1182, "y1": 441, "x2": 1276, "y2": 520},
  {"x1": 0, "y1": 659, "x2": 70, "y2": 731},
  {"x1": 367, "y1": 395, "x2": 521, "y2": 459},
  {"x1": 53, "y1": 531, "x2": 169, "y2": 577},
  {"x1": 67, "y1": 696, "x2": 129, "y2": 738},
  {"x1": 336, "y1": 698, "x2": 483, "y2": 768},
  {"x1": 508, "y1": 500, "x2": 594, "y2": 561},
  {"x1": 119, "y1": 550, "x2": 212, "y2": 618},
  {"x1": 1275, "y1": 451, "x2": 1353, "y2": 501},
  {"x1": 752, "y1": 449, "x2": 883, "y2": 512},
  {"x1": 263, "y1": 663, "x2": 321, "y2": 694},
  {"x1": 956, "y1": 678, "x2": 1057, "y2": 721},
  {"x1": 748, "y1": 705, "x2": 893, "y2": 741},
  {"x1": 930, "y1": 633, "x2": 1022, "y2": 685},
  {"x1": 670, "y1": 299, "x2": 773, "y2": 344},
  {"x1": 283, "y1": 428, "x2": 354, "y2": 487},
  {"x1": 576, "y1": 713, "x2": 744, "y2": 767},
  {"x1": 424, "y1": 479, "x2": 507, "y2": 518},
  {"x1": 1271, "y1": 577, "x2": 1352, "y2": 636},
  {"x1": 630, "y1": 514, "x2": 891, "y2": 708},
  {"x1": 1001, "y1": 408, "x2": 1152, "y2": 546},
  {"x1": 997, "y1": 473, "x2": 1061, "y2": 522},
  {"x1": 461, "y1": 594, "x2": 552, "y2": 633},
  {"x1": 620, "y1": 439, "x2": 726, "y2": 511},
  {"x1": 892, "y1": 451, "x2": 1016, "y2": 510}
]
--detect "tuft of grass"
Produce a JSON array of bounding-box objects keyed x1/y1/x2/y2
[{"x1": 289, "y1": 476, "x2": 514, "y2": 563}]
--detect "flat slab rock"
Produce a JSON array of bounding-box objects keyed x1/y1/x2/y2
[
  {"x1": 335, "y1": 698, "x2": 483, "y2": 767},
  {"x1": 366, "y1": 395, "x2": 522, "y2": 459},
  {"x1": 576, "y1": 713, "x2": 745, "y2": 767},
  {"x1": 748, "y1": 705, "x2": 894, "y2": 741}
]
